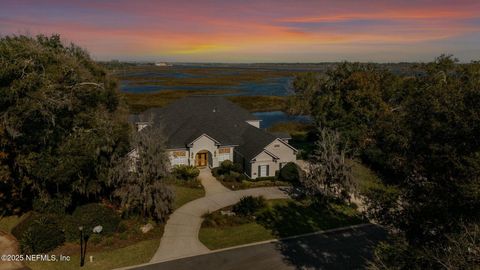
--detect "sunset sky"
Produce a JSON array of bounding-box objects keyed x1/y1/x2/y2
[{"x1": 1, "y1": 0, "x2": 479, "y2": 62}]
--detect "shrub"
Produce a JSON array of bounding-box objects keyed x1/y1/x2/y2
[
  {"x1": 64, "y1": 203, "x2": 120, "y2": 241},
  {"x1": 173, "y1": 165, "x2": 200, "y2": 181},
  {"x1": 223, "y1": 171, "x2": 247, "y2": 182},
  {"x1": 254, "y1": 176, "x2": 277, "y2": 182},
  {"x1": 202, "y1": 212, "x2": 248, "y2": 227},
  {"x1": 220, "y1": 160, "x2": 234, "y2": 172},
  {"x1": 278, "y1": 162, "x2": 300, "y2": 183},
  {"x1": 17, "y1": 216, "x2": 65, "y2": 253},
  {"x1": 211, "y1": 167, "x2": 221, "y2": 177},
  {"x1": 232, "y1": 196, "x2": 267, "y2": 217},
  {"x1": 218, "y1": 160, "x2": 243, "y2": 175},
  {"x1": 11, "y1": 213, "x2": 35, "y2": 240},
  {"x1": 32, "y1": 197, "x2": 69, "y2": 215}
]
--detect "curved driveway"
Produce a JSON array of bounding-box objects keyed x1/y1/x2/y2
[{"x1": 150, "y1": 169, "x2": 289, "y2": 263}]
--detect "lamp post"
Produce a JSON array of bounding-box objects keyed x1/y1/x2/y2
[
  {"x1": 79, "y1": 225, "x2": 103, "y2": 267},
  {"x1": 78, "y1": 226, "x2": 85, "y2": 267}
]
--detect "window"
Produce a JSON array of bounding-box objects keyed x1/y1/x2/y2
[
  {"x1": 258, "y1": 165, "x2": 269, "y2": 177},
  {"x1": 171, "y1": 157, "x2": 187, "y2": 166},
  {"x1": 274, "y1": 144, "x2": 280, "y2": 148},
  {"x1": 218, "y1": 148, "x2": 230, "y2": 154},
  {"x1": 218, "y1": 148, "x2": 230, "y2": 162},
  {"x1": 173, "y1": 151, "x2": 186, "y2": 157}
]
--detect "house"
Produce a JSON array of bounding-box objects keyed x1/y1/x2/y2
[{"x1": 129, "y1": 96, "x2": 297, "y2": 179}]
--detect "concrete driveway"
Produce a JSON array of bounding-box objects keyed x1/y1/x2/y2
[
  {"x1": 0, "y1": 231, "x2": 29, "y2": 270},
  {"x1": 149, "y1": 168, "x2": 290, "y2": 262}
]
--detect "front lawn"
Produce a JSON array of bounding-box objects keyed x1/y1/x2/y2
[
  {"x1": 22, "y1": 217, "x2": 164, "y2": 270},
  {"x1": 173, "y1": 185, "x2": 205, "y2": 209},
  {"x1": 0, "y1": 213, "x2": 29, "y2": 233},
  {"x1": 199, "y1": 198, "x2": 365, "y2": 250},
  {"x1": 26, "y1": 238, "x2": 159, "y2": 270},
  {"x1": 199, "y1": 223, "x2": 273, "y2": 250}
]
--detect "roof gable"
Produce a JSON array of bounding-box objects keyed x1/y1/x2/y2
[
  {"x1": 188, "y1": 133, "x2": 220, "y2": 147},
  {"x1": 265, "y1": 138, "x2": 298, "y2": 153}
]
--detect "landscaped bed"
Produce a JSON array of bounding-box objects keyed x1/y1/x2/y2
[
  {"x1": 199, "y1": 197, "x2": 365, "y2": 250},
  {"x1": 26, "y1": 238, "x2": 161, "y2": 270},
  {"x1": 0, "y1": 171, "x2": 205, "y2": 270},
  {"x1": 212, "y1": 160, "x2": 297, "y2": 190}
]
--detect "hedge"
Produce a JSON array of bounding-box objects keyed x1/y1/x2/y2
[
  {"x1": 64, "y1": 203, "x2": 120, "y2": 241},
  {"x1": 12, "y1": 214, "x2": 65, "y2": 253}
]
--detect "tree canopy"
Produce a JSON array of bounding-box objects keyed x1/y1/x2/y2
[
  {"x1": 0, "y1": 35, "x2": 130, "y2": 215},
  {"x1": 108, "y1": 126, "x2": 174, "y2": 221},
  {"x1": 291, "y1": 55, "x2": 480, "y2": 269}
]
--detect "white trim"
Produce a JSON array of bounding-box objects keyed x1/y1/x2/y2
[
  {"x1": 188, "y1": 133, "x2": 220, "y2": 147},
  {"x1": 251, "y1": 149, "x2": 279, "y2": 162},
  {"x1": 266, "y1": 138, "x2": 298, "y2": 153}
]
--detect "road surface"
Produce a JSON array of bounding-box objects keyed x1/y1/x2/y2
[{"x1": 126, "y1": 224, "x2": 387, "y2": 270}]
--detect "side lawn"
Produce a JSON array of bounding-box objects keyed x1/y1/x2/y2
[{"x1": 199, "y1": 198, "x2": 364, "y2": 250}]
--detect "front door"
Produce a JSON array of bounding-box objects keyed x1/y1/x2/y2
[
  {"x1": 259, "y1": 165, "x2": 269, "y2": 177},
  {"x1": 196, "y1": 153, "x2": 208, "y2": 167}
]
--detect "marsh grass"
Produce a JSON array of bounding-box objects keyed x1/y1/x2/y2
[{"x1": 124, "y1": 91, "x2": 289, "y2": 113}]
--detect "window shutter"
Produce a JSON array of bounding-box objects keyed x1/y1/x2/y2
[
  {"x1": 267, "y1": 165, "x2": 270, "y2": 176},
  {"x1": 258, "y1": 165, "x2": 261, "y2": 177}
]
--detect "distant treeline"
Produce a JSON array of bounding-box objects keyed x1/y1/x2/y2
[{"x1": 99, "y1": 60, "x2": 431, "y2": 76}]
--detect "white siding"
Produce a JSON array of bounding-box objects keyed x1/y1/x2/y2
[
  {"x1": 250, "y1": 151, "x2": 277, "y2": 179},
  {"x1": 168, "y1": 150, "x2": 188, "y2": 167},
  {"x1": 248, "y1": 139, "x2": 297, "y2": 179},
  {"x1": 190, "y1": 135, "x2": 218, "y2": 167},
  {"x1": 217, "y1": 146, "x2": 233, "y2": 164},
  {"x1": 265, "y1": 139, "x2": 297, "y2": 166}
]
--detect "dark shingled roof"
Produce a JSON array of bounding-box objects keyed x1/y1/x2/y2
[
  {"x1": 130, "y1": 96, "x2": 282, "y2": 160},
  {"x1": 269, "y1": 132, "x2": 291, "y2": 140}
]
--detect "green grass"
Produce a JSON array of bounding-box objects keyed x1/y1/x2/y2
[
  {"x1": 257, "y1": 200, "x2": 364, "y2": 238},
  {"x1": 0, "y1": 213, "x2": 29, "y2": 233},
  {"x1": 199, "y1": 199, "x2": 365, "y2": 250},
  {"x1": 349, "y1": 160, "x2": 382, "y2": 194},
  {"x1": 199, "y1": 223, "x2": 274, "y2": 250},
  {"x1": 124, "y1": 91, "x2": 289, "y2": 114},
  {"x1": 173, "y1": 185, "x2": 205, "y2": 209},
  {"x1": 26, "y1": 238, "x2": 159, "y2": 270},
  {"x1": 268, "y1": 121, "x2": 314, "y2": 134},
  {"x1": 226, "y1": 96, "x2": 288, "y2": 112}
]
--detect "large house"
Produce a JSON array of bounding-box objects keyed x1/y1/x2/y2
[{"x1": 129, "y1": 96, "x2": 297, "y2": 179}]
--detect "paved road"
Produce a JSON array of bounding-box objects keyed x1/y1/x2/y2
[
  {"x1": 150, "y1": 168, "x2": 290, "y2": 262},
  {"x1": 126, "y1": 224, "x2": 387, "y2": 270}
]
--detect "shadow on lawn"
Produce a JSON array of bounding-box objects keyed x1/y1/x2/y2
[
  {"x1": 256, "y1": 201, "x2": 384, "y2": 269},
  {"x1": 257, "y1": 200, "x2": 365, "y2": 238}
]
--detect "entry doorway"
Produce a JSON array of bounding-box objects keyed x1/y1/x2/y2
[{"x1": 195, "y1": 152, "x2": 208, "y2": 167}]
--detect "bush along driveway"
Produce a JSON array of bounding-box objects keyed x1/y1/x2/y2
[{"x1": 149, "y1": 168, "x2": 290, "y2": 263}]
